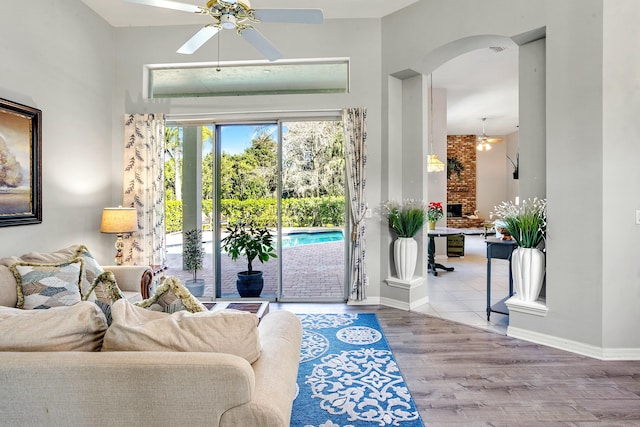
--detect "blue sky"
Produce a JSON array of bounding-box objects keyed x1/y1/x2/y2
[
  {"x1": 218, "y1": 124, "x2": 278, "y2": 155},
  {"x1": 178, "y1": 123, "x2": 279, "y2": 155}
]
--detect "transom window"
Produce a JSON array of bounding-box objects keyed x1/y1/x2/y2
[{"x1": 146, "y1": 58, "x2": 349, "y2": 98}]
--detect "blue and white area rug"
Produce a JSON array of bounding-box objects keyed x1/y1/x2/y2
[{"x1": 291, "y1": 313, "x2": 424, "y2": 427}]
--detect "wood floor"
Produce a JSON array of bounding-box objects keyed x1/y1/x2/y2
[{"x1": 273, "y1": 303, "x2": 640, "y2": 426}]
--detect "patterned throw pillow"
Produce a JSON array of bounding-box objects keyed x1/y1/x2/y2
[
  {"x1": 73, "y1": 245, "x2": 106, "y2": 299},
  {"x1": 83, "y1": 271, "x2": 126, "y2": 325},
  {"x1": 135, "y1": 276, "x2": 207, "y2": 313},
  {"x1": 10, "y1": 259, "x2": 84, "y2": 309},
  {"x1": 19, "y1": 244, "x2": 107, "y2": 301}
]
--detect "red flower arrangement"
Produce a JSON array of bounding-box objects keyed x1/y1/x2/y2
[{"x1": 427, "y1": 202, "x2": 444, "y2": 222}]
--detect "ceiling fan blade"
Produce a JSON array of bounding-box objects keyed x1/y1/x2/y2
[
  {"x1": 125, "y1": 0, "x2": 202, "y2": 13},
  {"x1": 253, "y1": 9, "x2": 324, "y2": 24},
  {"x1": 177, "y1": 26, "x2": 220, "y2": 54},
  {"x1": 241, "y1": 27, "x2": 282, "y2": 61},
  {"x1": 486, "y1": 137, "x2": 505, "y2": 144}
]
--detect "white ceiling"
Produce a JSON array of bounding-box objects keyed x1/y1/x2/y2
[{"x1": 81, "y1": 0, "x2": 518, "y2": 136}]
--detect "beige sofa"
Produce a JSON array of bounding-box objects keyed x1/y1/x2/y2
[
  {"x1": 0, "y1": 309, "x2": 301, "y2": 426},
  {"x1": 0, "y1": 247, "x2": 303, "y2": 426}
]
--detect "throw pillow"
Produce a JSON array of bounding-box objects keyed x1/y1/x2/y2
[
  {"x1": 10, "y1": 259, "x2": 84, "y2": 309},
  {"x1": 135, "y1": 276, "x2": 207, "y2": 313},
  {"x1": 0, "y1": 301, "x2": 108, "y2": 351},
  {"x1": 73, "y1": 245, "x2": 107, "y2": 299},
  {"x1": 83, "y1": 270, "x2": 126, "y2": 325},
  {"x1": 19, "y1": 244, "x2": 108, "y2": 300},
  {"x1": 103, "y1": 299, "x2": 262, "y2": 363}
]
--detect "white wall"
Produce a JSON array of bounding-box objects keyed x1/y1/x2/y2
[
  {"x1": 476, "y1": 135, "x2": 508, "y2": 219},
  {"x1": 382, "y1": 0, "x2": 640, "y2": 357},
  {"x1": 0, "y1": 1, "x2": 116, "y2": 263},
  {"x1": 602, "y1": 0, "x2": 640, "y2": 353}
]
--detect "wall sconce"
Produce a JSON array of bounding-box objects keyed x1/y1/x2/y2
[{"x1": 100, "y1": 207, "x2": 137, "y2": 265}]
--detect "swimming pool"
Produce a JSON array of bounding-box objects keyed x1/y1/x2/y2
[{"x1": 166, "y1": 230, "x2": 344, "y2": 254}]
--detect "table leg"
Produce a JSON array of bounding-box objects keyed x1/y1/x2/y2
[
  {"x1": 486, "y1": 255, "x2": 492, "y2": 321},
  {"x1": 427, "y1": 236, "x2": 437, "y2": 276},
  {"x1": 428, "y1": 235, "x2": 455, "y2": 276}
]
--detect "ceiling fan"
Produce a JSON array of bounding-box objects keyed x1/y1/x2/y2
[
  {"x1": 126, "y1": 0, "x2": 324, "y2": 61},
  {"x1": 476, "y1": 117, "x2": 504, "y2": 151}
]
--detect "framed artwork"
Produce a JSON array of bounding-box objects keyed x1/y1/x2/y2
[{"x1": 0, "y1": 98, "x2": 42, "y2": 227}]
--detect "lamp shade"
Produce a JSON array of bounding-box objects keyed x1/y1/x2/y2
[
  {"x1": 100, "y1": 207, "x2": 138, "y2": 234},
  {"x1": 427, "y1": 154, "x2": 446, "y2": 173}
]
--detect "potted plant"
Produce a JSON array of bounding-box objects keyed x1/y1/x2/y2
[
  {"x1": 382, "y1": 200, "x2": 428, "y2": 280},
  {"x1": 507, "y1": 153, "x2": 519, "y2": 179},
  {"x1": 221, "y1": 222, "x2": 277, "y2": 297},
  {"x1": 183, "y1": 228, "x2": 205, "y2": 297},
  {"x1": 426, "y1": 202, "x2": 444, "y2": 230},
  {"x1": 447, "y1": 156, "x2": 465, "y2": 181},
  {"x1": 491, "y1": 197, "x2": 547, "y2": 302}
]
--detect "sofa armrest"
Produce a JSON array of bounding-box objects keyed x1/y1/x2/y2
[
  {"x1": 103, "y1": 265, "x2": 153, "y2": 299},
  {"x1": 221, "y1": 310, "x2": 302, "y2": 427}
]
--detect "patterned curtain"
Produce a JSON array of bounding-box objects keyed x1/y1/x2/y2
[
  {"x1": 342, "y1": 108, "x2": 368, "y2": 301},
  {"x1": 122, "y1": 114, "x2": 166, "y2": 266}
]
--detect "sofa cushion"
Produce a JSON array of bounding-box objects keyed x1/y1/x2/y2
[
  {"x1": 103, "y1": 299, "x2": 262, "y2": 363},
  {"x1": 10, "y1": 259, "x2": 83, "y2": 309},
  {"x1": 135, "y1": 276, "x2": 207, "y2": 313},
  {"x1": 0, "y1": 301, "x2": 108, "y2": 351}
]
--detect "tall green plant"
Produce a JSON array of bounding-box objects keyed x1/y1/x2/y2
[
  {"x1": 383, "y1": 200, "x2": 427, "y2": 238},
  {"x1": 491, "y1": 198, "x2": 547, "y2": 248},
  {"x1": 183, "y1": 228, "x2": 204, "y2": 280}
]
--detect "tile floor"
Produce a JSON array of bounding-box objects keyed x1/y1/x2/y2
[{"x1": 411, "y1": 233, "x2": 511, "y2": 335}]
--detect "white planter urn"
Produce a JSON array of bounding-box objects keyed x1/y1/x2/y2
[
  {"x1": 394, "y1": 237, "x2": 418, "y2": 280},
  {"x1": 511, "y1": 247, "x2": 545, "y2": 302}
]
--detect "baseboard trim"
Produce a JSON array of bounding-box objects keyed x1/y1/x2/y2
[
  {"x1": 348, "y1": 296, "x2": 380, "y2": 306},
  {"x1": 379, "y1": 297, "x2": 410, "y2": 311},
  {"x1": 507, "y1": 326, "x2": 640, "y2": 360}
]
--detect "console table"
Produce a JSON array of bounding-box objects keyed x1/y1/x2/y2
[
  {"x1": 485, "y1": 238, "x2": 517, "y2": 320},
  {"x1": 427, "y1": 227, "x2": 463, "y2": 276}
]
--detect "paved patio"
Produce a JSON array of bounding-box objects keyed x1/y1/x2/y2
[{"x1": 165, "y1": 238, "x2": 346, "y2": 300}]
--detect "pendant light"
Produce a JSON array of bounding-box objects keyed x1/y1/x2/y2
[{"x1": 427, "y1": 73, "x2": 445, "y2": 173}]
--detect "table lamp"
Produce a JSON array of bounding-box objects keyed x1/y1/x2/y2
[{"x1": 100, "y1": 207, "x2": 138, "y2": 265}]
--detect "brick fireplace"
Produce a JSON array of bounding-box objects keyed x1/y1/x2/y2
[{"x1": 446, "y1": 135, "x2": 484, "y2": 228}]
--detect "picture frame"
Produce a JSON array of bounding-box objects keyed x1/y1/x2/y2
[{"x1": 0, "y1": 98, "x2": 42, "y2": 227}]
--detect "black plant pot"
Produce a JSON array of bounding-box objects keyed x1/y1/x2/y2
[
  {"x1": 513, "y1": 171, "x2": 519, "y2": 180},
  {"x1": 236, "y1": 271, "x2": 264, "y2": 297}
]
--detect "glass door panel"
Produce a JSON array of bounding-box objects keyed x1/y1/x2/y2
[
  {"x1": 217, "y1": 124, "x2": 279, "y2": 298},
  {"x1": 279, "y1": 120, "x2": 346, "y2": 300}
]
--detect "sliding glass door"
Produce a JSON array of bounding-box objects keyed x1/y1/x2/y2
[{"x1": 164, "y1": 118, "x2": 347, "y2": 301}]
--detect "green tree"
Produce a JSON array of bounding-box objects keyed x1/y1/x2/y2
[
  {"x1": 164, "y1": 127, "x2": 181, "y2": 200},
  {"x1": 282, "y1": 121, "x2": 344, "y2": 198}
]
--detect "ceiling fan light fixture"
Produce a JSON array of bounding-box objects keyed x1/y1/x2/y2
[
  {"x1": 476, "y1": 141, "x2": 492, "y2": 151},
  {"x1": 220, "y1": 13, "x2": 237, "y2": 29}
]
